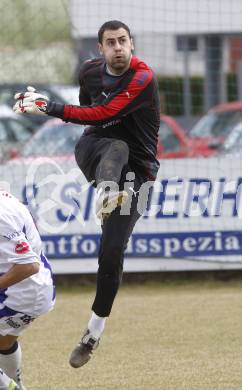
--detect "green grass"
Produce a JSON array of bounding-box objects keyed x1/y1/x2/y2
[{"x1": 21, "y1": 279, "x2": 242, "y2": 389}]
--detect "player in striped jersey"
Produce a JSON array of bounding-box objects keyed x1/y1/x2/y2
[{"x1": 0, "y1": 191, "x2": 55, "y2": 390}]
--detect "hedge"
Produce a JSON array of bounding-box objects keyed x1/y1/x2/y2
[{"x1": 158, "y1": 73, "x2": 238, "y2": 116}]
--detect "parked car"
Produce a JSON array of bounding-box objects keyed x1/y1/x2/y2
[
  {"x1": 50, "y1": 85, "x2": 79, "y2": 105},
  {"x1": 189, "y1": 101, "x2": 242, "y2": 149},
  {"x1": 15, "y1": 118, "x2": 84, "y2": 159},
  {"x1": 0, "y1": 83, "x2": 79, "y2": 127},
  {"x1": 218, "y1": 121, "x2": 242, "y2": 155},
  {"x1": 0, "y1": 105, "x2": 35, "y2": 162},
  {"x1": 11, "y1": 115, "x2": 215, "y2": 162},
  {"x1": 158, "y1": 115, "x2": 217, "y2": 158}
]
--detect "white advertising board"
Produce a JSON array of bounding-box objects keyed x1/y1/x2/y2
[{"x1": 1, "y1": 155, "x2": 242, "y2": 273}]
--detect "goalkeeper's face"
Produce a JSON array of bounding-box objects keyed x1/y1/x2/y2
[{"x1": 98, "y1": 28, "x2": 134, "y2": 75}]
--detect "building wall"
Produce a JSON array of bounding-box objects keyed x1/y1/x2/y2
[
  {"x1": 70, "y1": 0, "x2": 242, "y2": 36},
  {"x1": 70, "y1": 0, "x2": 241, "y2": 76},
  {"x1": 134, "y1": 33, "x2": 205, "y2": 75}
]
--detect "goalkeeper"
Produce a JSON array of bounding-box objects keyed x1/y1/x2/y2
[{"x1": 13, "y1": 20, "x2": 160, "y2": 369}]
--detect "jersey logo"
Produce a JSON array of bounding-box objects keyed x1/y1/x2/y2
[
  {"x1": 101, "y1": 91, "x2": 110, "y2": 99},
  {"x1": 5, "y1": 318, "x2": 21, "y2": 329},
  {"x1": 0, "y1": 192, "x2": 12, "y2": 198},
  {"x1": 15, "y1": 241, "x2": 30, "y2": 254},
  {"x1": 136, "y1": 72, "x2": 149, "y2": 86},
  {"x1": 35, "y1": 98, "x2": 48, "y2": 112},
  {"x1": 3, "y1": 230, "x2": 22, "y2": 241}
]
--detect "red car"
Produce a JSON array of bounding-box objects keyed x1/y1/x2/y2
[
  {"x1": 189, "y1": 101, "x2": 242, "y2": 149},
  {"x1": 157, "y1": 115, "x2": 216, "y2": 159}
]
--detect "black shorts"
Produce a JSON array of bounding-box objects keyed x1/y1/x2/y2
[{"x1": 75, "y1": 134, "x2": 150, "y2": 186}]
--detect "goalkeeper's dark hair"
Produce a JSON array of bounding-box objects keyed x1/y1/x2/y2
[{"x1": 98, "y1": 20, "x2": 131, "y2": 43}]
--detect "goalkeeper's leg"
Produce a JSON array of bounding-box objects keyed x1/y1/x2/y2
[
  {"x1": 75, "y1": 136, "x2": 130, "y2": 220},
  {"x1": 69, "y1": 170, "x2": 143, "y2": 368}
]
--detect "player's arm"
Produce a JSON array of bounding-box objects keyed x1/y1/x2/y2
[
  {"x1": 0, "y1": 262, "x2": 40, "y2": 289},
  {"x1": 13, "y1": 68, "x2": 153, "y2": 126},
  {"x1": 0, "y1": 215, "x2": 40, "y2": 288}
]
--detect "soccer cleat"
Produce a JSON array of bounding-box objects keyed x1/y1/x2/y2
[
  {"x1": 69, "y1": 329, "x2": 99, "y2": 368},
  {"x1": 7, "y1": 380, "x2": 21, "y2": 390},
  {"x1": 95, "y1": 189, "x2": 128, "y2": 220}
]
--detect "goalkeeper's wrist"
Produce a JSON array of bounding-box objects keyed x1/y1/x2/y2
[{"x1": 46, "y1": 101, "x2": 65, "y2": 119}]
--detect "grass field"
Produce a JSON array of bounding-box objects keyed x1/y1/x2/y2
[{"x1": 21, "y1": 276, "x2": 242, "y2": 389}]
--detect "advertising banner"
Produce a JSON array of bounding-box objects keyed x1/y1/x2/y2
[{"x1": 1, "y1": 156, "x2": 242, "y2": 273}]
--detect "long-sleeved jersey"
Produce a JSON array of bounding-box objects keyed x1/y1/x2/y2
[{"x1": 48, "y1": 56, "x2": 161, "y2": 180}]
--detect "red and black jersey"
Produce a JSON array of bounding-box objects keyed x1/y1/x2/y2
[{"x1": 48, "y1": 56, "x2": 161, "y2": 180}]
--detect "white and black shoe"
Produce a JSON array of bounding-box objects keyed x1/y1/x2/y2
[
  {"x1": 69, "y1": 329, "x2": 100, "y2": 368},
  {"x1": 95, "y1": 189, "x2": 128, "y2": 220}
]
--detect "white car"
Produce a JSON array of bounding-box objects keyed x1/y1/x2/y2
[
  {"x1": 219, "y1": 121, "x2": 242, "y2": 155},
  {"x1": 17, "y1": 118, "x2": 84, "y2": 159},
  {"x1": 0, "y1": 105, "x2": 35, "y2": 162}
]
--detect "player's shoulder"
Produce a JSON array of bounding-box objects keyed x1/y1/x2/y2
[
  {"x1": 79, "y1": 57, "x2": 104, "y2": 75},
  {"x1": 0, "y1": 190, "x2": 23, "y2": 203},
  {"x1": 129, "y1": 56, "x2": 155, "y2": 89},
  {"x1": 0, "y1": 191, "x2": 27, "y2": 220},
  {"x1": 0, "y1": 191, "x2": 19, "y2": 208},
  {"x1": 130, "y1": 56, "x2": 152, "y2": 73}
]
